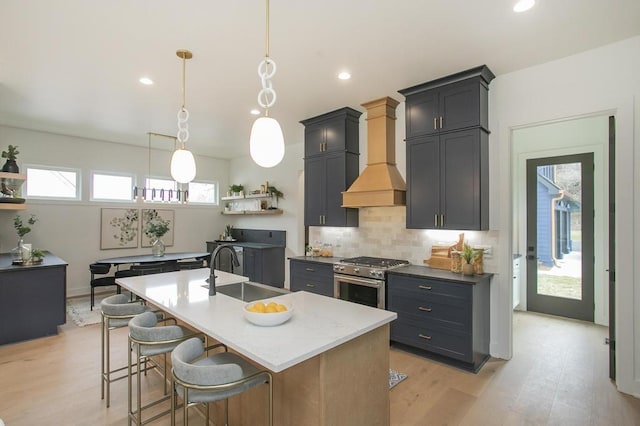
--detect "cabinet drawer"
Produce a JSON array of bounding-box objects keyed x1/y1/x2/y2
[
  {"x1": 388, "y1": 274, "x2": 471, "y2": 300},
  {"x1": 388, "y1": 291, "x2": 470, "y2": 332},
  {"x1": 391, "y1": 318, "x2": 471, "y2": 363},
  {"x1": 290, "y1": 261, "x2": 334, "y2": 297}
]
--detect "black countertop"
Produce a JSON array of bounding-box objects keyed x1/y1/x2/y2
[
  {"x1": 288, "y1": 255, "x2": 342, "y2": 265},
  {"x1": 0, "y1": 251, "x2": 68, "y2": 271},
  {"x1": 388, "y1": 264, "x2": 493, "y2": 284}
]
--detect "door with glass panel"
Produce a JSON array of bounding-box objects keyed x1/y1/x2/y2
[{"x1": 526, "y1": 153, "x2": 594, "y2": 322}]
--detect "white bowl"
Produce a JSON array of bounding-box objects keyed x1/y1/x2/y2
[{"x1": 243, "y1": 300, "x2": 294, "y2": 326}]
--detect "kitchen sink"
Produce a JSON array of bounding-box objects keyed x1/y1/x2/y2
[{"x1": 202, "y1": 281, "x2": 289, "y2": 302}]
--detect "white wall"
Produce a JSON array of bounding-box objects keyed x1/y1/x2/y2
[
  {"x1": 0, "y1": 126, "x2": 230, "y2": 296},
  {"x1": 227, "y1": 142, "x2": 305, "y2": 288},
  {"x1": 490, "y1": 36, "x2": 640, "y2": 396}
]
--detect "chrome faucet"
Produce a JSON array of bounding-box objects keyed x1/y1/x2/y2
[{"x1": 209, "y1": 245, "x2": 240, "y2": 296}]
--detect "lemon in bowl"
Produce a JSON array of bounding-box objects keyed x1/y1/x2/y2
[{"x1": 244, "y1": 299, "x2": 293, "y2": 326}]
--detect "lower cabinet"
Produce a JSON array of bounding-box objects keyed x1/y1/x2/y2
[
  {"x1": 243, "y1": 247, "x2": 285, "y2": 288},
  {"x1": 0, "y1": 253, "x2": 67, "y2": 344},
  {"x1": 387, "y1": 270, "x2": 490, "y2": 372},
  {"x1": 289, "y1": 259, "x2": 334, "y2": 297}
]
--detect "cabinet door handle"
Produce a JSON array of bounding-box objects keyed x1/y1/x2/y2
[
  {"x1": 418, "y1": 306, "x2": 432, "y2": 312},
  {"x1": 440, "y1": 116, "x2": 443, "y2": 129},
  {"x1": 305, "y1": 283, "x2": 316, "y2": 288},
  {"x1": 305, "y1": 268, "x2": 315, "y2": 272},
  {"x1": 418, "y1": 285, "x2": 432, "y2": 290},
  {"x1": 434, "y1": 214, "x2": 438, "y2": 227},
  {"x1": 418, "y1": 334, "x2": 432, "y2": 340},
  {"x1": 440, "y1": 214, "x2": 444, "y2": 227},
  {"x1": 433, "y1": 117, "x2": 437, "y2": 130}
]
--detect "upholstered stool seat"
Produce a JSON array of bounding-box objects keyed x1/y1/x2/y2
[{"x1": 171, "y1": 337, "x2": 273, "y2": 426}]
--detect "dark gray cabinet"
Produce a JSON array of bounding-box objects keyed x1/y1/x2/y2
[
  {"x1": 289, "y1": 259, "x2": 334, "y2": 297},
  {"x1": 301, "y1": 107, "x2": 361, "y2": 227},
  {"x1": 400, "y1": 65, "x2": 494, "y2": 230},
  {"x1": 243, "y1": 247, "x2": 283, "y2": 288},
  {"x1": 0, "y1": 252, "x2": 67, "y2": 344},
  {"x1": 406, "y1": 128, "x2": 488, "y2": 230},
  {"x1": 387, "y1": 266, "x2": 491, "y2": 372}
]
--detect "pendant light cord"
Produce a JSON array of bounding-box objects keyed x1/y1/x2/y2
[{"x1": 265, "y1": 0, "x2": 270, "y2": 58}]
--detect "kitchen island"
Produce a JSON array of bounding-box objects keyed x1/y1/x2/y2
[{"x1": 116, "y1": 268, "x2": 396, "y2": 425}]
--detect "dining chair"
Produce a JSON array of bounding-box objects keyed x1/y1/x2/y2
[
  {"x1": 177, "y1": 259, "x2": 206, "y2": 270},
  {"x1": 170, "y1": 337, "x2": 273, "y2": 426},
  {"x1": 100, "y1": 294, "x2": 161, "y2": 408},
  {"x1": 127, "y1": 312, "x2": 200, "y2": 426},
  {"x1": 89, "y1": 263, "x2": 120, "y2": 311}
]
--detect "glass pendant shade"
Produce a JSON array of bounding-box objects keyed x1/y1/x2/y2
[
  {"x1": 250, "y1": 116, "x2": 285, "y2": 168},
  {"x1": 171, "y1": 148, "x2": 196, "y2": 183}
]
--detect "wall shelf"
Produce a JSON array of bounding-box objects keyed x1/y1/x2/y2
[
  {"x1": 221, "y1": 209, "x2": 283, "y2": 216},
  {"x1": 0, "y1": 172, "x2": 27, "y2": 210},
  {"x1": 221, "y1": 193, "x2": 274, "y2": 201}
]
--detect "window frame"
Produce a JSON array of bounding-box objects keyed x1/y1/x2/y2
[
  {"x1": 24, "y1": 164, "x2": 82, "y2": 201},
  {"x1": 90, "y1": 170, "x2": 135, "y2": 202}
]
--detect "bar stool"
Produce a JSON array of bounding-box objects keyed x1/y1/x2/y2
[
  {"x1": 101, "y1": 294, "x2": 159, "y2": 407},
  {"x1": 128, "y1": 311, "x2": 200, "y2": 426},
  {"x1": 170, "y1": 337, "x2": 273, "y2": 426}
]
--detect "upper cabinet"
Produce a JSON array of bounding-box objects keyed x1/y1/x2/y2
[
  {"x1": 400, "y1": 65, "x2": 494, "y2": 139},
  {"x1": 301, "y1": 107, "x2": 361, "y2": 227},
  {"x1": 399, "y1": 65, "x2": 494, "y2": 230}
]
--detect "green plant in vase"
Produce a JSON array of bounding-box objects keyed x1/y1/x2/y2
[
  {"x1": 12, "y1": 214, "x2": 37, "y2": 262},
  {"x1": 1, "y1": 144, "x2": 20, "y2": 173},
  {"x1": 143, "y1": 213, "x2": 170, "y2": 257},
  {"x1": 229, "y1": 184, "x2": 244, "y2": 196}
]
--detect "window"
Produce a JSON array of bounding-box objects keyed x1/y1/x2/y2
[
  {"x1": 188, "y1": 181, "x2": 218, "y2": 205},
  {"x1": 91, "y1": 172, "x2": 133, "y2": 201},
  {"x1": 25, "y1": 166, "x2": 80, "y2": 200},
  {"x1": 143, "y1": 178, "x2": 180, "y2": 202}
]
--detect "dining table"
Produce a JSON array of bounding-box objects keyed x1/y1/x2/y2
[{"x1": 95, "y1": 251, "x2": 210, "y2": 268}]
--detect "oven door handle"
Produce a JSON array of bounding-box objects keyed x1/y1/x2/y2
[{"x1": 333, "y1": 274, "x2": 384, "y2": 288}]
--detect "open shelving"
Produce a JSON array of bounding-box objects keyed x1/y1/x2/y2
[{"x1": 0, "y1": 172, "x2": 27, "y2": 210}]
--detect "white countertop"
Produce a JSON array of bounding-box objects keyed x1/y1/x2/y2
[{"x1": 116, "y1": 269, "x2": 397, "y2": 373}]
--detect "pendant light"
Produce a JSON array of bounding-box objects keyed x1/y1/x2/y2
[
  {"x1": 171, "y1": 49, "x2": 197, "y2": 183},
  {"x1": 250, "y1": 0, "x2": 285, "y2": 168}
]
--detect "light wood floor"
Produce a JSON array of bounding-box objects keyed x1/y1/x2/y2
[{"x1": 0, "y1": 310, "x2": 638, "y2": 425}]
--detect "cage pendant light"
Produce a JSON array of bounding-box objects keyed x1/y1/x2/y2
[
  {"x1": 171, "y1": 49, "x2": 197, "y2": 183},
  {"x1": 250, "y1": 0, "x2": 285, "y2": 168}
]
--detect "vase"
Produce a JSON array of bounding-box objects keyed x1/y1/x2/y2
[
  {"x1": 2, "y1": 159, "x2": 19, "y2": 173},
  {"x1": 151, "y1": 238, "x2": 165, "y2": 257},
  {"x1": 11, "y1": 238, "x2": 25, "y2": 263},
  {"x1": 462, "y1": 262, "x2": 474, "y2": 276}
]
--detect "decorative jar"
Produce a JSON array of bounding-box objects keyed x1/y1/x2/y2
[{"x1": 151, "y1": 238, "x2": 166, "y2": 257}]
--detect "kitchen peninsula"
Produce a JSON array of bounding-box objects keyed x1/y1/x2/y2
[{"x1": 116, "y1": 268, "x2": 396, "y2": 425}]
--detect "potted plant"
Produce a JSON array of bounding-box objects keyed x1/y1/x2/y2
[
  {"x1": 144, "y1": 215, "x2": 170, "y2": 257},
  {"x1": 267, "y1": 185, "x2": 284, "y2": 207},
  {"x1": 29, "y1": 248, "x2": 46, "y2": 263},
  {"x1": 461, "y1": 243, "x2": 475, "y2": 276},
  {"x1": 229, "y1": 184, "x2": 244, "y2": 197},
  {"x1": 224, "y1": 224, "x2": 234, "y2": 240},
  {"x1": 1, "y1": 144, "x2": 20, "y2": 173}
]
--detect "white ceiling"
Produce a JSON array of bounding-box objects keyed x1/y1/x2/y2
[{"x1": 1, "y1": 0, "x2": 639, "y2": 159}]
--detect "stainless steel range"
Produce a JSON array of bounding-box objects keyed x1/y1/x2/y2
[{"x1": 333, "y1": 256, "x2": 409, "y2": 309}]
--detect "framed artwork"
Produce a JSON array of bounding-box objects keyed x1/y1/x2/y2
[
  {"x1": 141, "y1": 209, "x2": 175, "y2": 247},
  {"x1": 100, "y1": 208, "x2": 139, "y2": 249}
]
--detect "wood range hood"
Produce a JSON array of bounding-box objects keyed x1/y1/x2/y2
[{"x1": 342, "y1": 96, "x2": 406, "y2": 208}]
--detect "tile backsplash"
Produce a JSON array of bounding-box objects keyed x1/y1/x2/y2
[{"x1": 309, "y1": 206, "x2": 499, "y2": 272}]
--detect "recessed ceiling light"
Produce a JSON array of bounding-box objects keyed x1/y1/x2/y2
[
  {"x1": 250, "y1": 109, "x2": 261, "y2": 115},
  {"x1": 139, "y1": 77, "x2": 154, "y2": 85},
  {"x1": 338, "y1": 71, "x2": 351, "y2": 80},
  {"x1": 513, "y1": 0, "x2": 535, "y2": 12}
]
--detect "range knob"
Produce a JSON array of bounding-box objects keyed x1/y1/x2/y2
[{"x1": 354, "y1": 268, "x2": 360, "y2": 273}]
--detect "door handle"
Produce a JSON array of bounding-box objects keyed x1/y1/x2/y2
[
  {"x1": 440, "y1": 214, "x2": 444, "y2": 227},
  {"x1": 433, "y1": 117, "x2": 437, "y2": 130},
  {"x1": 440, "y1": 116, "x2": 443, "y2": 129},
  {"x1": 418, "y1": 306, "x2": 432, "y2": 312},
  {"x1": 418, "y1": 334, "x2": 432, "y2": 340}
]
